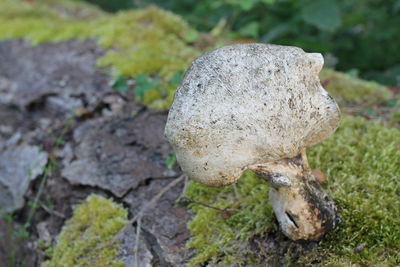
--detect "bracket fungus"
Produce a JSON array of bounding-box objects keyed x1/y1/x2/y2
[{"x1": 165, "y1": 43, "x2": 341, "y2": 241}]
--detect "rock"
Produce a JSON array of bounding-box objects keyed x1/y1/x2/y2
[
  {"x1": 117, "y1": 224, "x2": 153, "y2": 267},
  {"x1": 0, "y1": 39, "x2": 110, "y2": 114},
  {"x1": 55, "y1": 143, "x2": 74, "y2": 167},
  {"x1": 61, "y1": 107, "x2": 173, "y2": 197},
  {"x1": 123, "y1": 177, "x2": 191, "y2": 265},
  {"x1": 0, "y1": 104, "x2": 26, "y2": 140},
  {"x1": 0, "y1": 218, "x2": 37, "y2": 267},
  {"x1": 0, "y1": 134, "x2": 48, "y2": 215},
  {"x1": 0, "y1": 38, "x2": 191, "y2": 266},
  {"x1": 101, "y1": 94, "x2": 127, "y2": 117},
  {"x1": 36, "y1": 221, "x2": 52, "y2": 245}
]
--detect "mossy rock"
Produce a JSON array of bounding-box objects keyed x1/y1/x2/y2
[
  {"x1": 320, "y1": 69, "x2": 399, "y2": 126},
  {"x1": 186, "y1": 116, "x2": 400, "y2": 266},
  {"x1": 1, "y1": 0, "x2": 395, "y2": 111},
  {"x1": 0, "y1": 0, "x2": 200, "y2": 109},
  {"x1": 42, "y1": 195, "x2": 128, "y2": 267},
  {"x1": 320, "y1": 68, "x2": 393, "y2": 106}
]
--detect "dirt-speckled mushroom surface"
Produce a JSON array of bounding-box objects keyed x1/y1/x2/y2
[{"x1": 165, "y1": 43, "x2": 340, "y2": 187}]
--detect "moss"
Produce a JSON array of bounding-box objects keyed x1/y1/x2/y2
[
  {"x1": 186, "y1": 171, "x2": 276, "y2": 266},
  {"x1": 320, "y1": 68, "x2": 393, "y2": 106},
  {"x1": 6, "y1": 1, "x2": 392, "y2": 111},
  {"x1": 186, "y1": 116, "x2": 400, "y2": 266},
  {"x1": 0, "y1": 0, "x2": 200, "y2": 109},
  {"x1": 303, "y1": 116, "x2": 400, "y2": 266},
  {"x1": 42, "y1": 194, "x2": 128, "y2": 267}
]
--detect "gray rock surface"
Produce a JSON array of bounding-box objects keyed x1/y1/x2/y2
[
  {"x1": 117, "y1": 225, "x2": 153, "y2": 267},
  {"x1": 123, "y1": 177, "x2": 191, "y2": 266},
  {"x1": 0, "y1": 39, "x2": 110, "y2": 113},
  {"x1": 0, "y1": 134, "x2": 48, "y2": 214},
  {"x1": 62, "y1": 107, "x2": 174, "y2": 197},
  {"x1": 0, "y1": 38, "x2": 190, "y2": 266}
]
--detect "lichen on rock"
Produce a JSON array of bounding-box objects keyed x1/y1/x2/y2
[{"x1": 42, "y1": 194, "x2": 128, "y2": 267}]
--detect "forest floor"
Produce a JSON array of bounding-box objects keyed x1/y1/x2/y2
[
  {"x1": 0, "y1": 37, "x2": 324, "y2": 267},
  {"x1": 0, "y1": 38, "x2": 326, "y2": 267},
  {"x1": 1, "y1": 38, "x2": 398, "y2": 267},
  {"x1": 0, "y1": 39, "x2": 193, "y2": 266}
]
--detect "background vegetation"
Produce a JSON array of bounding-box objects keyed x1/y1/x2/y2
[{"x1": 85, "y1": 0, "x2": 400, "y2": 85}]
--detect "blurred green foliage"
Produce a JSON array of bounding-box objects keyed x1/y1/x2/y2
[
  {"x1": 84, "y1": 0, "x2": 134, "y2": 12},
  {"x1": 88, "y1": 0, "x2": 400, "y2": 85}
]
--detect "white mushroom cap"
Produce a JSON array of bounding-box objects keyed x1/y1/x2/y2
[{"x1": 165, "y1": 43, "x2": 340, "y2": 186}]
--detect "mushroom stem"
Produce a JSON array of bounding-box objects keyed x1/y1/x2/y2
[
  {"x1": 300, "y1": 148, "x2": 310, "y2": 171},
  {"x1": 248, "y1": 151, "x2": 340, "y2": 241}
]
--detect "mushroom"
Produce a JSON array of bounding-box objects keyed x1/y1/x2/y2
[{"x1": 165, "y1": 43, "x2": 340, "y2": 241}]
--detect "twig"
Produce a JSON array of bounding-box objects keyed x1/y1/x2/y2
[
  {"x1": 95, "y1": 174, "x2": 186, "y2": 251},
  {"x1": 181, "y1": 175, "x2": 189, "y2": 197},
  {"x1": 179, "y1": 196, "x2": 235, "y2": 219},
  {"x1": 127, "y1": 174, "x2": 185, "y2": 225},
  {"x1": 38, "y1": 201, "x2": 66, "y2": 219},
  {"x1": 175, "y1": 175, "x2": 189, "y2": 203},
  {"x1": 134, "y1": 217, "x2": 141, "y2": 267},
  {"x1": 179, "y1": 196, "x2": 227, "y2": 212}
]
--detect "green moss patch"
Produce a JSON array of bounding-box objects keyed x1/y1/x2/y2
[
  {"x1": 319, "y1": 69, "x2": 400, "y2": 126},
  {"x1": 186, "y1": 116, "x2": 400, "y2": 266},
  {"x1": 320, "y1": 68, "x2": 393, "y2": 106},
  {"x1": 0, "y1": 0, "x2": 200, "y2": 109},
  {"x1": 304, "y1": 116, "x2": 400, "y2": 266},
  {"x1": 42, "y1": 194, "x2": 128, "y2": 267},
  {"x1": 4, "y1": 1, "x2": 394, "y2": 111},
  {"x1": 186, "y1": 171, "x2": 276, "y2": 266}
]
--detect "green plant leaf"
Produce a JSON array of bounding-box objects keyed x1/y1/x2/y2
[
  {"x1": 111, "y1": 75, "x2": 129, "y2": 93},
  {"x1": 260, "y1": 0, "x2": 275, "y2": 4},
  {"x1": 237, "y1": 22, "x2": 259, "y2": 38},
  {"x1": 135, "y1": 74, "x2": 158, "y2": 99},
  {"x1": 385, "y1": 99, "x2": 397, "y2": 108},
  {"x1": 166, "y1": 154, "x2": 176, "y2": 170},
  {"x1": 236, "y1": 0, "x2": 258, "y2": 11},
  {"x1": 346, "y1": 68, "x2": 359, "y2": 78},
  {"x1": 302, "y1": 0, "x2": 341, "y2": 32},
  {"x1": 260, "y1": 23, "x2": 290, "y2": 43},
  {"x1": 170, "y1": 70, "x2": 184, "y2": 86}
]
